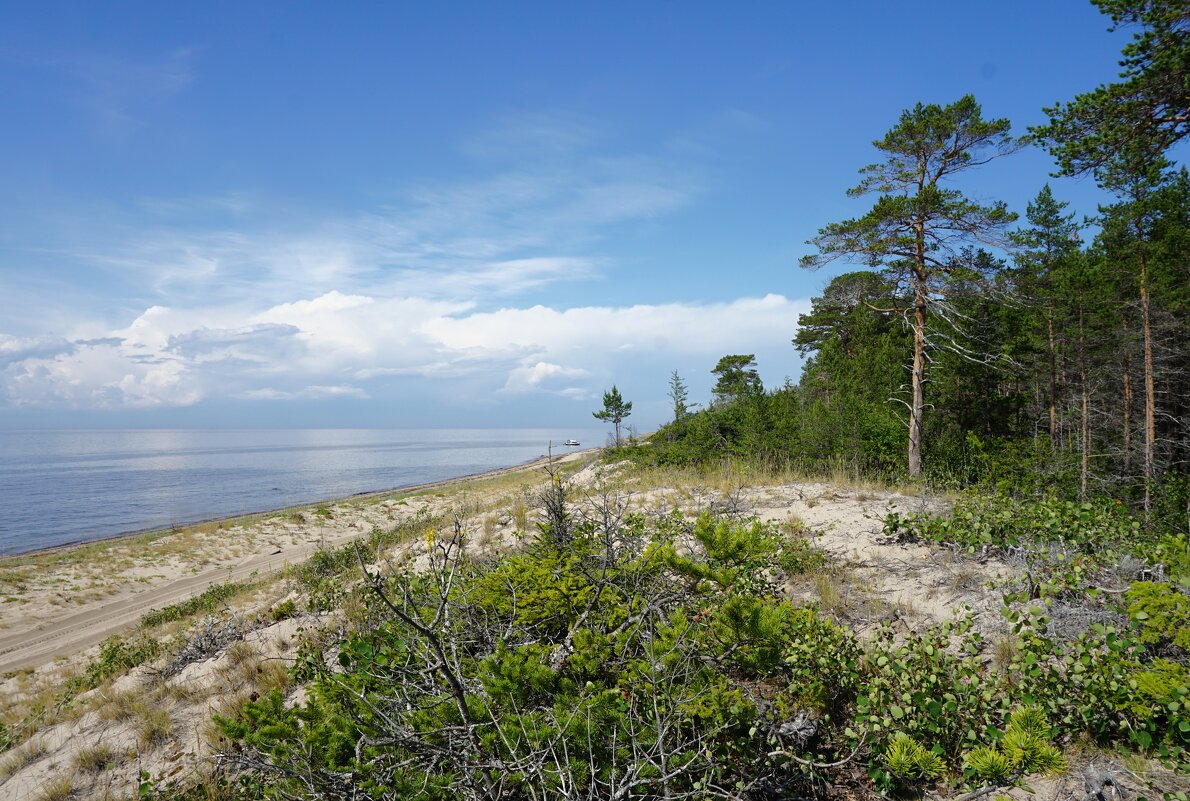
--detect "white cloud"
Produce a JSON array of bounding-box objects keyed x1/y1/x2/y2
[
  {"x1": 424, "y1": 294, "x2": 803, "y2": 358},
  {"x1": 0, "y1": 292, "x2": 808, "y2": 411},
  {"x1": 241, "y1": 385, "x2": 368, "y2": 401},
  {"x1": 502, "y1": 361, "x2": 590, "y2": 393},
  {"x1": 0, "y1": 335, "x2": 76, "y2": 366}
]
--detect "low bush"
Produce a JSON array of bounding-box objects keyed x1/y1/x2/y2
[
  {"x1": 208, "y1": 505, "x2": 1189, "y2": 800},
  {"x1": 71, "y1": 634, "x2": 162, "y2": 693},
  {"x1": 141, "y1": 580, "x2": 251, "y2": 628},
  {"x1": 219, "y1": 515, "x2": 860, "y2": 800}
]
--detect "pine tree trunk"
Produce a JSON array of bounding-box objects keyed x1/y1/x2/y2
[
  {"x1": 1048, "y1": 306, "x2": 1059, "y2": 446},
  {"x1": 908, "y1": 230, "x2": 928, "y2": 478},
  {"x1": 1123, "y1": 351, "x2": 1133, "y2": 475},
  {"x1": 1079, "y1": 305, "x2": 1090, "y2": 500},
  {"x1": 1137, "y1": 226, "x2": 1156, "y2": 521},
  {"x1": 909, "y1": 306, "x2": 926, "y2": 478}
]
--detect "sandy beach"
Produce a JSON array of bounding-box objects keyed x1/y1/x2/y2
[{"x1": 0, "y1": 449, "x2": 594, "y2": 675}]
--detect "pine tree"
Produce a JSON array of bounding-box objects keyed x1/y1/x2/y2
[
  {"x1": 593, "y1": 386, "x2": 632, "y2": 446},
  {"x1": 801, "y1": 96, "x2": 1020, "y2": 476}
]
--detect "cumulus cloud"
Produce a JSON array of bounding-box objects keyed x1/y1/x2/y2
[
  {"x1": 424, "y1": 294, "x2": 803, "y2": 359},
  {"x1": 0, "y1": 292, "x2": 808, "y2": 411},
  {"x1": 0, "y1": 335, "x2": 77, "y2": 367},
  {"x1": 502, "y1": 361, "x2": 590, "y2": 393},
  {"x1": 166, "y1": 323, "x2": 303, "y2": 363}
]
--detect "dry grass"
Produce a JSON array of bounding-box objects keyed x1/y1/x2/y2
[
  {"x1": 0, "y1": 736, "x2": 48, "y2": 780},
  {"x1": 0, "y1": 668, "x2": 77, "y2": 743},
  {"x1": 73, "y1": 740, "x2": 118, "y2": 774},
  {"x1": 947, "y1": 566, "x2": 983, "y2": 593},
  {"x1": 35, "y1": 773, "x2": 74, "y2": 801},
  {"x1": 167, "y1": 678, "x2": 213, "y2": 704},
  {"x1": 135, "y1": 701, "x2": 173, "y2": 750},
  {"x1": 479, "y1": 515, "x2": 498, "y2": 548},
  {"x1": 223, "y1": 640, "x2": 258, "y2": 669},
  {"x1": 94, "y1": 688, "x2": 140, "y2": 724},
  {"x1": 216, "y1": 642, "x2": 263, "y2": 690},
  {"x1": 256, "y1": 659, "x2": 290, "y2": 694},
  {"x1": 814, "y1": 572, "x2": 844, "y2": 617},
  {"x1": 992, "y1": 634, "x2": 1019, "y2": 672}
]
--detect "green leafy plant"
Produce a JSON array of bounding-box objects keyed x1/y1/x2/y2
[
  {"x1": 269, "y1": 598, "x2": 298, "y2": 622},
  {"x1": 71, "y1": 634, "x2": 163, "y2": 693},
  {"x1": 141, "y1": 580, "x2": 251, "y2": 628},
  {"x1": 857, "y1": 611, "x2": 1004, "y2": 767}
]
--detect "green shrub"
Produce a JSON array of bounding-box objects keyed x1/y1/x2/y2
[
  {"x1": 884, "y1": 493, "x2": 1143, "y2": 553},
  {"x1": 1127, "y1": 581, "x2": 1190, "y2": 651},
  {"x1": 219, "y1": 516, "x2": 855, "y2": 799},
  {"x1": 776, "y1": 534, "x2": 828, "y2": 575},
  {"x1": 858, "y1": 612, "x2": 1004, "y2": 767},
  {"x1": 885, "y1": 493, "x2": 1165, "y2": 602},
  {"x1": 1150, "y1": 535, "x2": 1190, "y2": 584},
  {"x1": 72, "y1": 634, "x2": 162, "y2": 692},
  {"x1": 269, "y1": 598, "x2": 298, "y2": 622},
  {"x1": 781, "y1": 605, "x2": 860, "y2": 718},
  {"x1": 141, "y1": 580, "x2": 250, "y2": 628},
  {"x1": 1004, "y1": 604, "x2": 1189, "y2": 758}
]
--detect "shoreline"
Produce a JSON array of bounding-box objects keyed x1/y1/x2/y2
[
  {"x1": 0, "y1": 446, "x2": 599, "y2": 562},
  {"x1": 0, "y1": 446, "x2": 598, "y2": 674}
]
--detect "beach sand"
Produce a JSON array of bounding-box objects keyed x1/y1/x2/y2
[{"x1": 0, "y1": 449, "x2": 594, "y2": 675}]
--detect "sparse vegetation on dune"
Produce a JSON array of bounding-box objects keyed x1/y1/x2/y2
[{"x1": 0, "y1": 449, "x2": 1186, "y2": 800}]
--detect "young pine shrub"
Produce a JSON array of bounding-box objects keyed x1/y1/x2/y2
[
  {"x1": 881, "y1": 732, "x2": 946, "y2": 793},
  {"x1": 962, "y1": 707, "x2": 1064, "y2": 786}
]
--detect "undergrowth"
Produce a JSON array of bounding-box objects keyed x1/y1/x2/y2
[{"x1": 208, "y1": 495, "x2": 1189, "y2": 801}]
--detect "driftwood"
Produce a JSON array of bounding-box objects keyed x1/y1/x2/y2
[{"x1": 1083, "y1": 762, "x2": 1123, "y2": 801}]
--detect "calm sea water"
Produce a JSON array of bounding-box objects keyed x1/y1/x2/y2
[{"x1": 0, "y1": 428, "x2": 602, "y2": 555}]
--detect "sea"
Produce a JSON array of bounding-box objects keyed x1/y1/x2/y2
[{"x1": 0, "y1": 428, "x2": 604, "y2": 556}]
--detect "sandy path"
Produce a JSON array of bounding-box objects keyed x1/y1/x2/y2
[
  {"x1": 0, "y1": 449, "x2": 592, "y2": 675},
  {"x1": 0, "y1": 543, "x2": 309, "y2": 673}
]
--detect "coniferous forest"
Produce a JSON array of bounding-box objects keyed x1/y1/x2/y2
[{"x1": 633, "y1": 0, "x2": 1190, "y2": 536}]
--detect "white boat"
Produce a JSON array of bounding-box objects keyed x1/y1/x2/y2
[{"x1": 563, "y1": 439, "x2": 580, "y2": 446}]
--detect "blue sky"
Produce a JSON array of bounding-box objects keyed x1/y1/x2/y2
[{"x1": 0, "y1": 1, "x2": 1159, "y2": 431}]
